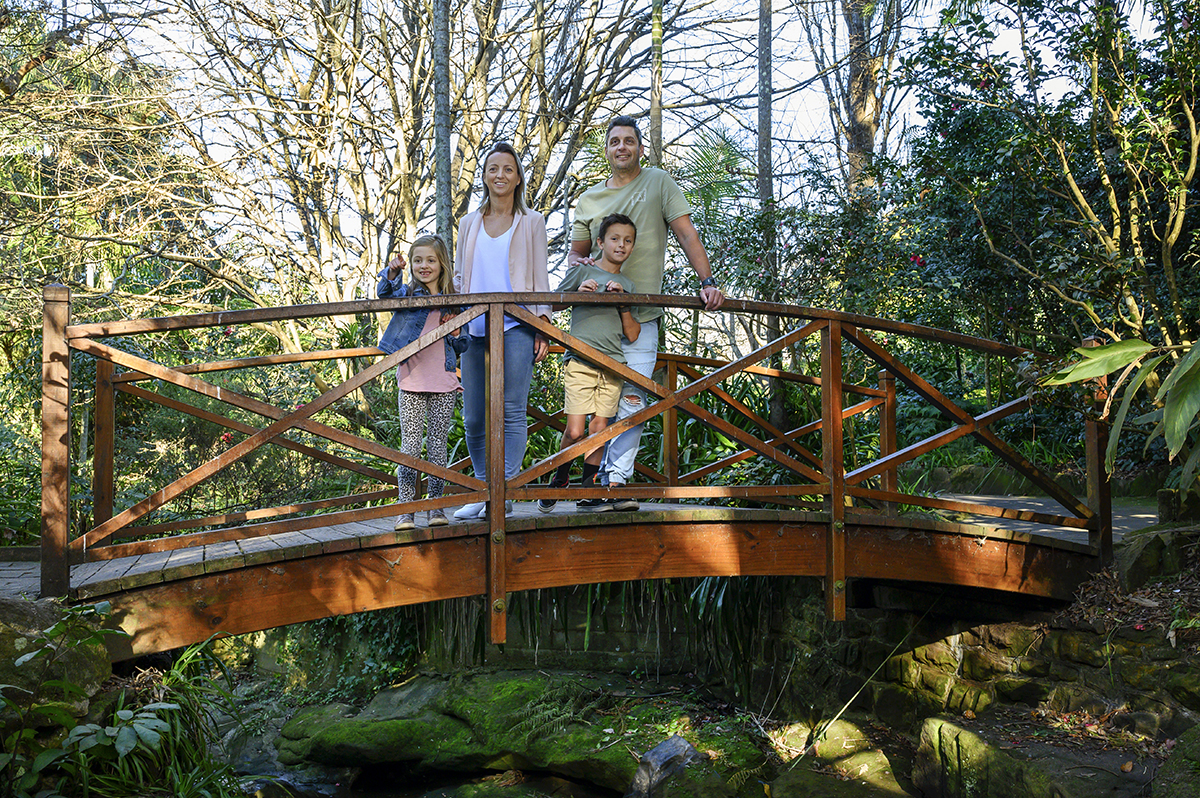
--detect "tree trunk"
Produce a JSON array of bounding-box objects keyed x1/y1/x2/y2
[
  {"x1": 650, "y1": 0, "x2": 664, "y2": 166},
  {"x1": 433, "y1": 0, "x2": 452, "y2": 243},
  {"x1": 759, "y1": 0, "x2": 785, "y2": 430},
  {"x1": 842, "y1": 0, "x2": 879, "y2": 192}
]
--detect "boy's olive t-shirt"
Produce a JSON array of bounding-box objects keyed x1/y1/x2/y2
[
  {"x1": 570, "y1": 167, "x2": 692, "y2": 323},
  {"x1": 556, "y1": 262, "x2": 635, "y2": 364}
]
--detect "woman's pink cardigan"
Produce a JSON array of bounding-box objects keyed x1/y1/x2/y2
[{"x1": 454, "y1": 209, "x2": 552, "y2": 323}]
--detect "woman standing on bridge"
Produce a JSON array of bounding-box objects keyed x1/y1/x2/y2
[
  {"x1": 453, "y1": 142, "x2": 551, "y2": 520},
  {"x1": 453, "y1": 141, "x2": 552, "y2": 520}
]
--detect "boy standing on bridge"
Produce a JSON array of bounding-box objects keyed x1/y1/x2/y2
[{"x1": 540, "y1": 214, "x2": 641, "y2": 513}]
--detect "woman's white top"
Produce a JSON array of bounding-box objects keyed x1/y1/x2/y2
[{"x1": 467, "y1": 221, "x2": 518, "y2": 337}]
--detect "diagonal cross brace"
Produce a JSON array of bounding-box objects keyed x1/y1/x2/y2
[{"x1": 70, "y1": 308, "x2": 485, "y2": 549}]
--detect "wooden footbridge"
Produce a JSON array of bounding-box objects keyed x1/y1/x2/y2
[{"x1": 35, "y1": 287, "x2": 1112, "y2": 661}]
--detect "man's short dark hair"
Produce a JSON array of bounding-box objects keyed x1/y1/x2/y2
[
  {"x1": 606, "y1": 115, "x2": 643, "y2": 146},
  {"x1": 598, "y1": 213, "x2": 637, "y2": 242}
]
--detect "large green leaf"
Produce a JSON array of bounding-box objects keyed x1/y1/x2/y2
[
  {"x1": 1179, "y1": 440, "x2": 1200, "y2": 493},
  {"x1": 1163, "y1": 357, "x2": 1200, "y2": 458},
  {"x1": 1156, "y1": 343, "x2": 1200, "y2": 398},
  {"x1": 1105, "y1": 355, "x2": 1166, "y2": 471},
  {"x1": 114, "y1": 724, "x2": 138, "y2": 758},
  {"x1": 1043, "y1": 339, "x2": 1154, "y2": 385}
]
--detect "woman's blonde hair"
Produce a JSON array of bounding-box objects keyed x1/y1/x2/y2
[
  {"x1": 478, "y1": 142, "x2": 529, "y2": 217},
  {"x1": 408, "y1": 234, "x2": 455, "y2": 296}
]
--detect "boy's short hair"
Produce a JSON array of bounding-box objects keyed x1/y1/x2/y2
[
  {"x1": 606, "y1": 115, "x2": 643, "y2": 146},
  {"x1": 597, "y1": 213, "x2": 637, "y2": 242}
]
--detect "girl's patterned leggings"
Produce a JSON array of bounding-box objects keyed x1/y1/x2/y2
[{"x1": 397, "y1": 390, "x2": 456, "y2": 502}]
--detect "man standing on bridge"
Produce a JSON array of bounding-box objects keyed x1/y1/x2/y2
[{"x1": 569, "y1": 115, "x2": 725, "y2": 511}]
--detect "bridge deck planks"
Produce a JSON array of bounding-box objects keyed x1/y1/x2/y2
[
  {"x1": 0, "y1": 503, "x2": 1103, "y2": 659},
  {"x1": 58, "y1": 502, "x2": 1099, "y2": 603}
]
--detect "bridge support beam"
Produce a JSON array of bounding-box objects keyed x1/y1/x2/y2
[
  {"x1": 878, "y1": 369, "x2": 897, "y2": 518},
  {"x1": 486, "y1": 305, "x2": 508, "y2": 644},
  {"x1": 41, "y1": 285, "x2": 71, "y2": 598},
  {"x1": 822, "y1": 321, "x2": 846, "y2": 620},
  {"x1": 94, "y1": 358, "x2": 115, "y2": 527}
]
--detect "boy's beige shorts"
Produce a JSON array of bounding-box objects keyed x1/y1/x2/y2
[{"x1": 563, "y1": 358, "x2": 622, "y2": 417}]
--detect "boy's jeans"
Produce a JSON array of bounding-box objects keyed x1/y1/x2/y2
[{"x1": 600, "y1": 320, "x2": 658, "y2": 486}]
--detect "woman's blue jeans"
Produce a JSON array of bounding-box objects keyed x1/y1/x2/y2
[{"x1": 461, "y1": 324, "x2": 536, "y2": 483}]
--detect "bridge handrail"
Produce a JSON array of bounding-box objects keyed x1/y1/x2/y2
[
  {"x1": 41, "y1": 287, "x2": 1111, "y2": 629},
  {"x1": 64, "y1": 293, "x2": 1034, "y2": 359}
]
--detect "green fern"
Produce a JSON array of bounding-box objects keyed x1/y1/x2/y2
[{"x1": 514, "y1": 678, "x2": 615, "y2": 744}]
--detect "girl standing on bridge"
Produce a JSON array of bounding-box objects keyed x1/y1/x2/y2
[{"x1": 377, "y1": 234, "x2": 468, "y2": 531}]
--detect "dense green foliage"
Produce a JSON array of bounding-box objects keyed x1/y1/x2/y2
[{"x1": 0, "y1": 604, "x2": 242, "y2": 798}]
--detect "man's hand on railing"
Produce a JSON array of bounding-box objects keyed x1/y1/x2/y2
[{"x1": 699, "y1": 285, "x2": 724, "y2": 311}]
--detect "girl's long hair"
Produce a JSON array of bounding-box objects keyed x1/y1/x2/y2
[
  {"x1": 408, "y1": 234, "x2": 455, "y2": 296},
  {"x1": 478, "y1": 142, "x2": 529, "y2": 217}
]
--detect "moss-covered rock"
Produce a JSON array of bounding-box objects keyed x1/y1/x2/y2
[
  {"x1": 1117, "y1": 529, "x2": 1184, "y2": 592},
  {"x1": 983, "y1": 624, "x2": 1043, "y2": 657},
  {"x1": 912, "y1": 640, "x2": 959, "y2": 672},
  {"x1": 993, "y1": 675, "x2": 1051, "y2": 706},
  {"x1": 872, "y1": 683, "x2": 942, "y2": 729},
  {"x1": 1167, "y1": 667, "x2": 1200, "y2": 713},
  {"x1": 0, "y1": 597, "x2": 110, "y2": 726},
  {"x1": 913, "y1": 717, "x2": 1074, "y2": 798},
  {"x1": 961, "y1": 648, "x2": 1013, "y2": 681},
  {"x1": 1154, "y1": 724, "x2": 1200, "y2": 798},
  {"x1": 275, "y1": 703, "x2": 359, "y2": 765},
  {"x1": 277, "y1": 672, "x2": 753, "y2": 796},
  {"x1": 1053, "y1": 630, "x2": 1109, "y2": 668},
  {"x1": 1046, "y1": 683, "x2": 1107, "y2": 715},
  {"x1": 944, "y1": 678, "x2": 992, "y2": 715}
]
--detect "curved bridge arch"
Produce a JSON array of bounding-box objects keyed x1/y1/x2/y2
[{"x1": 38, "y1": 290, "x2": 1112, "y2": 660}]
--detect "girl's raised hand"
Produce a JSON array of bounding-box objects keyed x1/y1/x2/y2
[{"x1": 387, "y1": 254, "x2": 407, "y2": 280}]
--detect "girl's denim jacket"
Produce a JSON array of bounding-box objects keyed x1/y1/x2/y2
[{"x1": 377, "y1": 274, "x2": 468, "y2": 372}]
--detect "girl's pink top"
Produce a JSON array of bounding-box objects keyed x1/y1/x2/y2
[{"x1": 398, "y1": 310, "x2": 461, "y2": 394}]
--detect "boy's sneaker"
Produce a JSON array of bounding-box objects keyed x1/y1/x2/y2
[
  {"x1": 577, "y1": 497, "x2": 613, "y2": 512},
  {"x1": 427, "y1": 508, "x2": 449, "y2": 526},
  {"x1": 538, "y1": 476, "x2": 571, "y2": 513},
  {"x1": 394, "y1": 513, "x2": 416, "y2": 531}
]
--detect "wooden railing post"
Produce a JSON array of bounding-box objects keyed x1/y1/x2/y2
[
  {"x1": 93, "y1": 358, "x2": 115, "y2": 527},
  {"x1": 878, "y1": 368, "x2": 897, "y2": 517},
  {"x1": 1082, "y1": 337, "x2": 1113, "y2": 564},
  {"x1": 486, "y1": 301, "x2": 508, "y2": 645},
  {"x1": 821, "y1": 321, "x2": 846, "y2": 620},
  {"x1": 664, "y1": 359, "x2": 679, "y2": 485},
  {"x1": 41, "y1": 285, "x2": 71, "y2": 597}
]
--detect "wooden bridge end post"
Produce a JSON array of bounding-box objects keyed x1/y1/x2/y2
[
  {"x1": 486, "y1": 302, "x2": 508, "y2": 645},
  {"x1": 821, "y1": 321, "x2": 846, "y2": 621},
  {"x1": 1082, "y1": 337, "x2": 1113, "y2": 565},
  {"x1": 878, "y1": 369, "x2": 897, "y2": 517},
  {"x1": 41, "y1": 284, "x2": 71, "y2": 597},
  {"x1": 94, "y1": 358, "x2": 115, "y2": 526},
  {"x1": 664, "y1": 359, "x2": 679, "y2": 484}
]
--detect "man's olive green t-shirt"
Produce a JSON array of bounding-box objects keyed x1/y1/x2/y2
[{"x1": 571, "y1": 167, "x2": 692, "y2": 323}]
